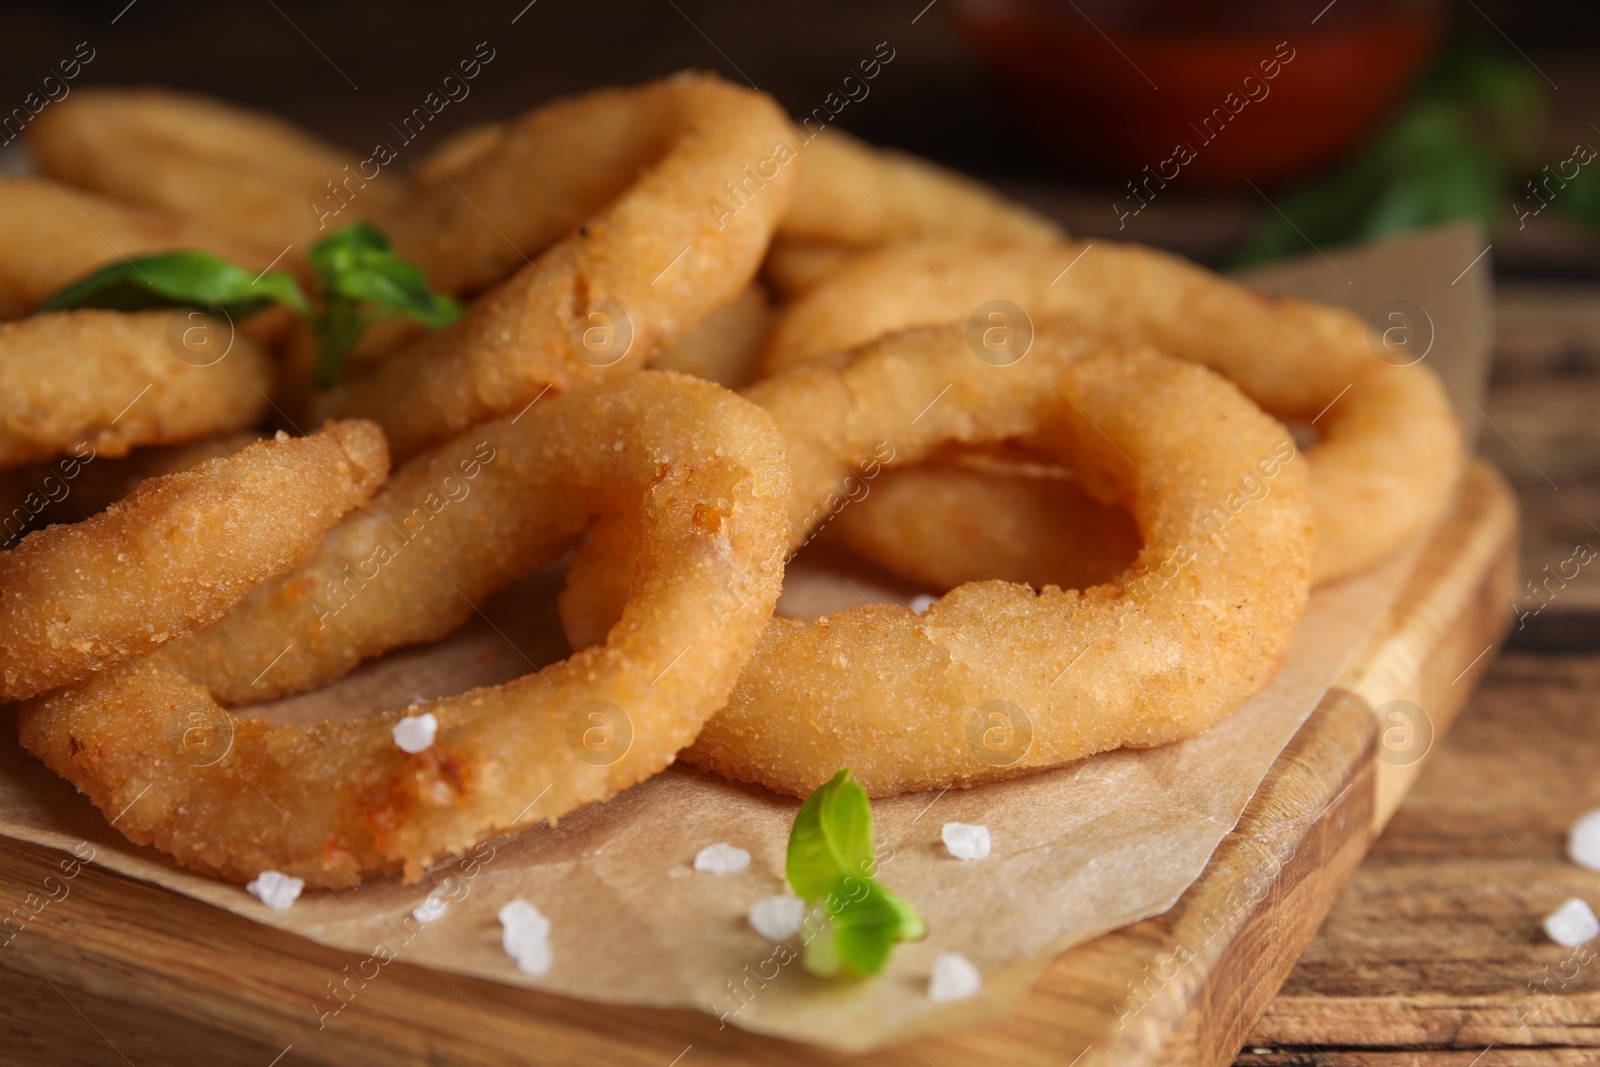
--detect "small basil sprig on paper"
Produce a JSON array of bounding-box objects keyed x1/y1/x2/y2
[
  {"x1": 786, "y1": 768, "x2": 925, "y2": 978},
  {"x1": 37, "y1": 221, "x2": 460, "y2": 388}
]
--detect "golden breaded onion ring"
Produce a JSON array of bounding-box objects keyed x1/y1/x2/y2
[
  {"x1": 764, "y1": 238, "x2": 1462, "y2": 581},
  {"x1": 0, "y1": 178, "x2": 274, "y2": 319},
  {"x1": 20, "y1": 373, "x2": 790, "y2": 886},
  {"x1": 829, "y1": 450, "x2": 1141, "y2": 592},
  {"x1": 320, "y1": 72, "x2": 797, "y2": 460},
  {"x1": 760, "y1": 132, "x2": 1063, "y2": 301},
  {"x1": 382, "y1": 78, "x2": 765, "y2": 297},
  {"x1": 0, "y1": 310, "x2": 272, "y2": 469},
  {"x1": 0, "y1": 422, "x2": 387, "y2": 701},
  {"x1": 0, "y1": 432, "x2": 266, "y2": 541},
  {"x1": 672, "y1": 327, "x2": 1314, "y2": 797},
  {"x1": 649, "y1": 282, "x2": 772, "y2": 389},
  {"x1": 27, "y1": 87, "x2": 403, "y2": 258},
  {"x1": 760, "y1": 239, "x2": 859, "y2": 301},
  {"x1": 778, "y1": 130, "x2": 1062, "y2": 249}
]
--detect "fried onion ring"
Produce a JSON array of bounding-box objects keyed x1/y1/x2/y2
[
  {"x1": 381, "y1": 77, "x2": 767, "y2": 297},
  {"x1": 19, "y1": 373, "x2": 790, "y2": 886},
  {"x1": 675, "y1": 329, "x2": 1313, "y2": 796},
  {"x1": 27, "y1": 87, "x2": 402, "y2": 259},
  {"x1": 760, "y1": 240, "x2": 859, "y2": 301},
  {"x1": 0, "y1": 310, "x2": 272, "y2": 469},
  {"x1": 649, "y1": 282, "x2": 772, "y2": 389},
  {"x1": 0, "y1": 432, "x2": 266, "y2": 546},
  {"x1": 831, "y1": 450, "x2": 1141, "y2": 591},
  {"x1": 0, "y1": 421, "x2": 387, "y2": 701},
  {"x1": 0, "y1": 178, "x2": 273, "y2": 319},
  {"x1": 764, "y1": 238, "x2": 1462, "y2": 581},
  {"x1": 779, "y1": 130, "x2": 1062, "y2": 249},
  {"x1": 320, "y1": 73, "x2": 796, "y2": 460}
]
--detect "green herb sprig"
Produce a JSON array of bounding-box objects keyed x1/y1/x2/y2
[
  {"x1": 38, "y1": 221, "x2": 460, "y2": 387},
  {"x1": 1235, "y1": 36, "x2": 1547, "y2": 265},
  {"x1": 785, "y1": 768, "x2": 925, "y2": 978}
]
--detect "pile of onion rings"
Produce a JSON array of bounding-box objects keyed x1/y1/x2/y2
[{"x1": 3, "y1": 73, "x2": 1461, "y2": 888}]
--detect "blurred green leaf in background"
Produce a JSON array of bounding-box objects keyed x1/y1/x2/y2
[{"x1": 1236, "y1": 35, "x2": 1552, "y2": 263}]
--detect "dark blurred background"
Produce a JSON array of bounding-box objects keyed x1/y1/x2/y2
[{"x1": 1, "y1": 0, "x2": 1598, "y2": 273}]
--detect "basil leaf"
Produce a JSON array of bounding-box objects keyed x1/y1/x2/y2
[
  {"x1": 308, "y1": 222, "x2": 462, "y2": 386},
  {"x1": 786, "y1": 770, "x2": 925, "y2": 979},
  {"x1": 38, "y1": 251, "x2": 309, "y2": 318},
  {"x1": 1234, "y1": 36, "x2": 1544, "y2": 265},
  {"x1": 803, "y1": 877, "x2": 926, "y2": 978},
  {"x1": 786, "y1": 768, "x2": 875, "y2": 900},
  {"x1": 38, "y1": 222, "x2": 461, "y2": 390},
  {"x1": 310, "y1": 221, "x2": 461, "y2": 327}
]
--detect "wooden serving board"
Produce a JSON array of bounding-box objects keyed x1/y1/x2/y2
[{"x1": 0, "y1": 459, "x2": 1516, "y2": 1067}]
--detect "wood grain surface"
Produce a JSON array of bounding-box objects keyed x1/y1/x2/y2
[
  {"x1": 1227, "y1": 283, "x2": 1600, "y2": 1065},
  {"x1": 1236, "y1": 651, "x2": 1600, "y2": 1065},
  {"x1": 0, "y1": 462, "x2": 1516, "y2": 1067},
  {"x1": 1482, "y1": 284, "x2": 1600, "y2": 649}
]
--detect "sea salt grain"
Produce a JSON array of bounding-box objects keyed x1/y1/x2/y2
[
  {"x1": 246, "y1": 870, "x2": 304, "y2": 911},
  {"x1": 748, "y1": 895, "x2": 807, "y2": 941},
  {"x1": 391, "y1": 712, "x2": 439, "y2": 754},
  {"x1": 413, "y1": 894, "x2": 449, "y2": 924},
  {"x1": 694, "y1": 843, "x2": 751, "y2": 874},
  {"x1": 1568, "y1": 809, "x2": 1600, "y2": 871},
  {"x1": 942, "y1": 822, "x2": 991, "y2": 860},
  {"x1": 928, "y1": 952, "x2": 982, "y2": 1003},
  {"x1": 909, "y1": 594, "x2": 938, "y2": 615},
  {"x1": 499, "y1": 898, "x2": 553, "y2": 976},
  {"x1": 1544, "y1": 897, "x2": 1600, "y2": 948}
]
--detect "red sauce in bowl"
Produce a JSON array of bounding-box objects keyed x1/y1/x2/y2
[{"x1": 954, "y1": 0, "x2": 1442, "y2": 185}]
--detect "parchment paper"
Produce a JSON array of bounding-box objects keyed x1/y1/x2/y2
[{"x1": 0, "y1": 225, "x2": 1492, "y2": 1051}]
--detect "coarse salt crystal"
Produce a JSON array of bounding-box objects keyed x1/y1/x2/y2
[
  {"x1": 499, "y1": 898, "x2": 553, "y2": 976},
  {"x1": 391, "y1": 712, "x2": 438, "y2": 754},
  {"x1": 694, "y1": 843, "x2": 750, "y2": 875},
  {"x1": 928, "y1": 952, "x2": 982, "y2": 1003},
  {"x1": 246, "y1": 870, "x2": 304, "y2": 910},
  {"x1": 942, "y1": 822, "x2": 991, "y2": 861},
  {"x1": 413, "y1": 894, "x2": 449, "y2": 924},
  {"x1": 1544, "y1": 897, "x2": 1600, "y2": 948},
  {"x1": 1567, "y1": 808, "x2": 1600, "y2": 871},
  {"x1": 748, "y1": 895, "x2": 807, "y2": 941},
  {"x1": 909, "y1": 594, "x2": 938, "y2": 615}
]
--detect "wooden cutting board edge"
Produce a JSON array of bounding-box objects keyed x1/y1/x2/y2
[{"x1": 0, "y1": 460, "x2": 1518, "y2": 1067}]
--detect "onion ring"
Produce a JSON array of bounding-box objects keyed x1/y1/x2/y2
[
  {"x1": 831, "y1": 450, "x2": 1141, "y2": 592},
  {"x1": 320, "y1": 73, "x2": 797, "y2": 460},
  {"x1": 779, "y1": 130, "x2": 1062, "y2": 249},
  {"x1": 0, "y1": 178, "x2": 272, "y2": 319},
  {"x1": 19, "y1": 373, "x2": 790, "y2": 887},
  {"x1": 0, "y1": 432, "x2": 266, "y2": 545},
  {"x1": 0, "y1": 421, "x2": 387, "y2": 702},
  {"x1": 649, "y1": 282, "x2": 772, "y2": 389},
  {"x1": 760, "y1": 132, "x2": 1063, "y2": 301},
  {"x1": 28, "y1": 87, "x2": 401, "y2": 260},
  {"x1": 764, "y1": 238, "x2": 1462, "y2": 581},
  {"x1": 760, "y1": 240, "x2": 860, "y2": 301},
  {"x1": 0, "y1": 310, "x2": 272, "y2": 469},
  {"x1": 381, "y1": 77, "x2": 764, "y2": 297},
  {"x1": 674, "y1": 329, "x2": 1313, "y2": 796}
]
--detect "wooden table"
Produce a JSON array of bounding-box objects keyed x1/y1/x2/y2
[
  {"x1": 1234, "y1": 651, "x2": 1600, "y2": 1066},
  {"x1": 1231, "y1": 284, "x2": 1600, "y2": 1065}
]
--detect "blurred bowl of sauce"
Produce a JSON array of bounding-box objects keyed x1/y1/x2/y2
[{"x1": 954, "y1": 0, "x2": 1443, "y2": 184}]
